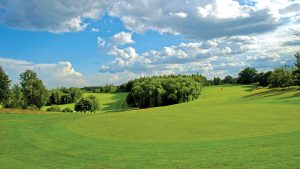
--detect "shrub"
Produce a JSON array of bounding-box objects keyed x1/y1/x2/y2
[
  {"x1": 75, "y1": 96, "x2": 100, "y2": 113},
  {"x1": 46, "y1": 105, "x2": 61, "y2": 112},
  {"x1": 62, "y1": 107, "x2": 73, "y2": 112}
]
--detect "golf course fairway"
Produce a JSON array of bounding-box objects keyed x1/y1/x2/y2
[{"x1": 1, "y1": 85, "x2": 300, "y2": 168}]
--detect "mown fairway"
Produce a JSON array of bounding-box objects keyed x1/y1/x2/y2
[{"x1": 0, "y1": 85, "x2": 300, "y2": 168}]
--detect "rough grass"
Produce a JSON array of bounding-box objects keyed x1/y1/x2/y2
[{"x1": 0, "y1": 85, "x2": 300, "y2": 168}]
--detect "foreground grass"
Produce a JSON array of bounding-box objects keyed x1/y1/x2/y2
[{"x1": 1, "y1": 85, "x2": 300, "y2": 168}]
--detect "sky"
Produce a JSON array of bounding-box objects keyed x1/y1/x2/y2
[{"x1": 0, "y1": 0, "x2": 299, "y2": 88}]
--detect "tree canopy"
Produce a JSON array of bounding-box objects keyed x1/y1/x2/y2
[
  {"x1": 0, "y1": 66, "x2": 11, "y2": 105},
  {"x1": 20, "y1": 70, "x2": 48, "y2": 109},
  {"x1": 126, "y1": 74, "x2": 206, "y2": 108},
  {"x1": 237, "y1": 67, "x2": 257, "y2": 84}
]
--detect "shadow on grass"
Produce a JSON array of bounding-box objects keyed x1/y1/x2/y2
[
  {"x1": 278, "y1": 92, "x2": 300, "y2": 100},
  {"x1": 243, "y1": 86, "x2": 300, "y2": 100},
  {"x1": 241, "y1": 85, "x2": 260, "y2": 92},
  {"x1": 101, "y1": 93, "x2": 134, "y2": 113}
]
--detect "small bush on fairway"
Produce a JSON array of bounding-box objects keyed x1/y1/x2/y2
[
  {"x1": 62, "y1": 107, "x2": 73, "y2": 112},
  {"x1": 74, "y1": 95, "x2": 100, "y2": 113},
  {"x1": 46, "y1": 105, "x2": 61, "y2": 112}
]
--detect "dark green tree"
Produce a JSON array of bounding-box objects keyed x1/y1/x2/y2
[
  {"x1": 20, "y1": 70, "x2": 48, "y2": 109},
  {"x1": 126, "y1": 75, "x2": 203, "y2": 108},
  {"x1": 213, "y1": 77, "x2": 222, "y2": 85},
  {"x1": 292, "y1": 52, "x2": 300, "y2": 85},
  {"x1": 0, "y1": 66, "x2": 11, "y2": 105},
  {"x1": 237, "y1": 67, "x2": 257, "y2": 84},
  {"x1": 48, "y1": 89, "x2": 63, "y2": 105},
  {"x1": 255, "y1": 71, "x2": 272, "y2": 87},
  {"x1": 269, "y1": 66, "x2": 293, "y2": 88},
  {"x1": 223, "y1": 76, "x2": 235, "y2": 84},
  {"x1": 294, "y1": 52, "x2": 300, "y2": 69},
  {"x1": 4, "y1": 84, "x2": 25, "y2": 109},
  {"x1": 75, "y1": 96, "x2": 100, "y2": 113}
]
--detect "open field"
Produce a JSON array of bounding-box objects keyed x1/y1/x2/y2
[{"x1": 1, "y1": 85, "x2": 300, "y2": 168}]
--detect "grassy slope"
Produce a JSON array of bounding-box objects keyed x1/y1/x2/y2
[
  {"x1": 43, "y1": 92, "x2": 130, "y2": 112},
  {"x1": 0, "y1": 85, "x2": 300, "y2": 168}
]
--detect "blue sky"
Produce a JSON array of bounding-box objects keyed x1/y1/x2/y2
[{"x1": 0, "y1": 0, "x2": 299, "y2": 88}]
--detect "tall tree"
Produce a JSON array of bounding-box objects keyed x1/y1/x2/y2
[
  {"x1": 237, "y1": 67, "x2": 257, "y2": 84},
  {"x1": 5, "y1": 84, "x2": 25, "y2": 109},
  {"x1": 0, "y1": 66, "x2": 11, "y2": 105},
  {"x1": 292, "y1": 52, "x2": 300, "y2": 85},
  {"x1": 269, "y1": 66, "x2": 293, "y2": 88},
  {"x1": 223, "y1": 76, "x2": 235, "y2": 84},
  {"x1": 20, "y1": 70, "x2": 48, "y2": 109},
  {"x1": 294, "y1": 52, "x2": 300, "y2": 69}
]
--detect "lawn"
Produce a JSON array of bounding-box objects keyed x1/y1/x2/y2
[
  {"x1": 42, "y1": 92, "x2": 130, "y2": 112},
  {"x1": 0, "y1": 85, "x2": 300, "y2": 168}
]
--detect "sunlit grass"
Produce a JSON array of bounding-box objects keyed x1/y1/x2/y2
[{"x1": 1, "y1": 85, "x2": 300, "y2": 168}]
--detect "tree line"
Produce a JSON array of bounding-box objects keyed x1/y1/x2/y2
[
  {"x1": 211, "y1": 53, "x2": 300, "y2": 88},
  {"x1": 125, "y1": 74, "x2": 207, "y2": 108},
  {"x1": 1, "y1": 52, "x2": 299, "y2": 111},
  {"x1": 0, "y1": 68, "x2": 99, "y2": 112}
]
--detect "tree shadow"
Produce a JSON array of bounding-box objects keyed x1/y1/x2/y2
[
  {"x1": 243, "y1": 87, "x2": 300, "y2": 100},
  {"x1": 101, "y1": 93, "x2": 133, "y2": 113},
  {"x1": 278, "y1": 92, "x2": 300, "y2": 100},
  {"x1": 240, "y1": 85, "x2": 260, "y2": 92}
]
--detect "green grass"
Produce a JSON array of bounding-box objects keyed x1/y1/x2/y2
[
  {"x1": 1, "y1": 85, "x2": 300, "y2": 168},
  {"x1": 43, "y1": 92, "x2": 130, "y2": 112}
]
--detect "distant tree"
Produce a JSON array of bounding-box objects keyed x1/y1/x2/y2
[
  {"x1": 294, "y1": 52, "x2": 300, "y2": 69},
  {"x1": 126, "y1": 75, "x2": 203, "y2": 108},
  {"x1": 292, "y1": 52, "x2": 300, "y2": 86},
  {"x1": 0, "y1": 66, "x2": 11, "y2": 105},
  {"x1": 213, "y1": 77, "x2": 222, "y2": 85},
  {"x1": 269, "y1": 66, "x2": 293, "y2": 88},
  {"x1": 47, "y1": 87, "x2": 82, "y2": 105},
  {"x1": 20, "y1": 70, "x2": 48, "y2": 109},
  {"x1": 74, "y1": 95, "x2": 100, "y2": 113},
  {"x1": 61, "y1": 94, "x2": 72, "y2": 104},
  {"x1": 87, "y1": 95, "x2": 100, "y2": 112},
  {"x1": 75, "y1": 98, "x2": 92, "y2": 113},
  {"x1": 48, "y1": 89, "x2": 63, "y2": 105},
  {"x1": 237, "y1": 67, "x2": 257, "y2": 84},
  {"x1": 223, "y1": 76, "x2": 235, "y2": 84},
  {"x1": 4, "y1": 84, "x2": 25, "y2": 109},
  {"x1": 68, "y1": 87, "x2": 82, "y2": 102},
  {"x1": 255, "y1": 71, "x2": 272, "y2": 87}
]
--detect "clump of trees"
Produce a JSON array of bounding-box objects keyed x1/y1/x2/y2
[
  {"x1": 237, "y1": 67, "x2": 257, "y2": 84},
  {"x1": 74, "y1": 95, "x2": 100, "y2": 113},
  {"x1": 81, "y1": 84, "x2": 120, "y2": 93},
  {"x1": 292, "y1": 52, "x2": 300, "y2": 86},
  {"x1": 211, "y1": 52, "x2": 300, "y2": 88},
  {"x1": 1, "y1": 69, "x2": 48, "y2": 110},
  {"x1": 0, "y1": 67, "x2": 11, "y2": 106},
  {"x1": 47, "y1": 87, "x2": 82, "y2": 105},
  {"x1": 126, "y1": 74, "x2": 207, "y2": 108}
]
